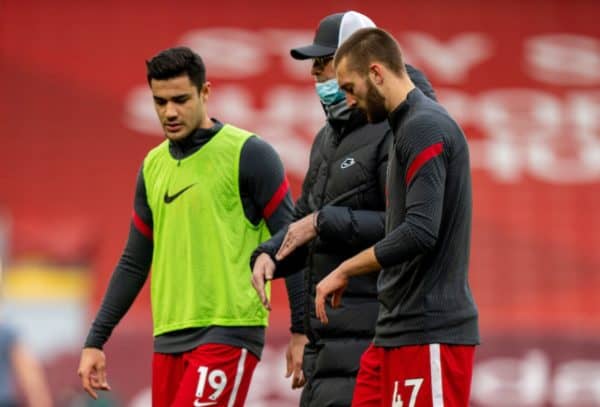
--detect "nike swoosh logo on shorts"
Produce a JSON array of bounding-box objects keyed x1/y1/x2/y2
[{"x1": 194, "y1": 401, "x2": 217, "y2": 407}]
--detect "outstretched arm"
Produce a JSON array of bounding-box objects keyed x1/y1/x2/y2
[{"x1": 79, "y1": 167, "x2": 153, "y2": 399}]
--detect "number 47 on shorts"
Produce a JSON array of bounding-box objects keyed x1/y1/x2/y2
[{"x1": 392, "y1": 378, "x2": 424, "y2": 407}]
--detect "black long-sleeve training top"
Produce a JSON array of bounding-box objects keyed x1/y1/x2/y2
[
  {"x1": 373, "y1": 88, "x2": 479, "y2": 347},
  {"x1": 84, "y1": 119, "x2": 295, "y2": 358}
]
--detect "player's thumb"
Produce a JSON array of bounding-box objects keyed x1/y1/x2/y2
[
  {"x1": 96, "y1": 364, "x2": 111, "y2": 390},
  {"x1": 285, "y1": 350, "x2": 293, "y2": 377},
  {"x1": 332, "y1": 290, "x2": 342, "y2": 308},
  {"x1": 265, "y1": 263, "x2": 275, "y2": 280}
]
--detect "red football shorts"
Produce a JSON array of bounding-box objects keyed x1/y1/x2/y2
[
  {"x1": 152, "y1": 343, "x2": 259, "y2": 407},
  {"x1": 352, "y1": 343, "x2": 475, "y2": 407}
]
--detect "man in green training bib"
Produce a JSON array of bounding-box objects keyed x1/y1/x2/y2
[{"x1": 77, "y1": 46, "x2": 294, "y2": 407}]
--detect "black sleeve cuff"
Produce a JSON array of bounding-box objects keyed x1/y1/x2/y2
[{"x1": 285, "y1": 270, "x2": 305, "y2": 334}]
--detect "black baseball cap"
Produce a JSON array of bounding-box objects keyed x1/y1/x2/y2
[{"x1": 290, "y1": 11, "x2": 376, "y2": 60}]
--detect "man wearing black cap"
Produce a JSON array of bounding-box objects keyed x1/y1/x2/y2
[{"x1": 250, "y1": 11, "x2": 437, "y2": 407}]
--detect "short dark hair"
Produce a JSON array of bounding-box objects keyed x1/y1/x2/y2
[
  {"x1": 334, "y1": 28, "x2": 405, "y2": 76},
  {"x1": 146, "y1": 46, "x2": 206, "y2": 90}
]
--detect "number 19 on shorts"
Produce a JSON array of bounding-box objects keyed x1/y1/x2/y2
[{"x1": 196, "y1": 366, "x2": 227, "y2": 402}]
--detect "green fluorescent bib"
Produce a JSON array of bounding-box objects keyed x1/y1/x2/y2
[{"x1": 143, "y1": 125, "x2": 271, "y2": 336}]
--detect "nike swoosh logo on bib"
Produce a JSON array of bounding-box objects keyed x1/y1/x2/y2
[{"x1": 163, "y1": 183, "x2": 196, "y2": 204}]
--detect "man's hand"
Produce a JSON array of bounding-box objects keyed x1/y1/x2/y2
[
  {"x1": 77, "y1": 347, "x2": 111, "y2": 400},
  {"x1": 316, "y1": 248, "x2": 380, "y2": 324},
  {"x1": 315, "y1": 268, "x2": 349, "y2": 324},
  {"x1": 285, "y1": 333, "x2": 309, "y2": 389},
  {"x1": 251, "y1": 253, "x2": 276, "y2": 310},
  {"x1": 275, "y1": 213, "x2": 318, "y2": 261}
]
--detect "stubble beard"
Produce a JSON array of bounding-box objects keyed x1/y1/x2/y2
[{"x1": 365, "y1": 78, "x2": 388, "y2": 123}]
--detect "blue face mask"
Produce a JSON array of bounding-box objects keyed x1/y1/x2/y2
[{"x1": 315, "y1": 79, "x2": 346, "y2": 106}]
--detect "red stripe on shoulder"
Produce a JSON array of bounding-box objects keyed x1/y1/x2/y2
[
  {"x1": 263, "y1": 177, "x2": 290, "y2": 219},
  {"x1": 132, "y1": 210, "x2": 153, "y2": 240},
  {"x1": 405, "y1": 142, "x2": 444, "y2": 185}
]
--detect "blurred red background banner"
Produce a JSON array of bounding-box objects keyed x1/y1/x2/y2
[{"x1": 1, "y1": 0, "x2": 599, "y2": 405}]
